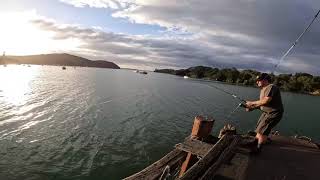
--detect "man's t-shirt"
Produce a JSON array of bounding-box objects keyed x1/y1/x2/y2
[{"x1": 260, "y1": 84, "x2": 284, "y2": 113}]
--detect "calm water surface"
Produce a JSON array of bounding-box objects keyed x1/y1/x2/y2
[{"x1": 0, "y1": 65, "x2": 319, "y2": 180}]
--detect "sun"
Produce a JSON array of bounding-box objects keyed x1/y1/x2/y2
[
  {"x1": 0, "y1": 11, "x2": 83, "y2": 56},
  {"x1": 0, "y1": 12, "x2": 54, "y2": 55}
]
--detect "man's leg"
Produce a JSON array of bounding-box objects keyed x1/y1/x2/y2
[
  {"x1": 256, "y1": 133, "x2": 268, "y2": 145},
  {"x1": 254, "y1": 113, "x2": 270, "y2": 152},
  {"x1": 255, "y1": 113, "x2": 268, "y2": 141},
  {"x1": 255, "y1": 112, "x2": 282, "y2": 152}
]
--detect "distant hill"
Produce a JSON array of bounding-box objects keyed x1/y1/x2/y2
[
  {"x1": 0, "y1": 53, "x2": 120, "y2": 69},
  {"x1": 0, "y1": 56, "x2": 20, "y2": 64}
]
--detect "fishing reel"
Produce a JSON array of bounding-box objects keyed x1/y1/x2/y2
[{"x1": 239, "y1": 101, "x2": 247, "y2": 108}]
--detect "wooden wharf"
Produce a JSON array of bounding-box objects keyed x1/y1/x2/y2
[{"x1": 125, "y1": 116, "x2": 320, "y2": 180}]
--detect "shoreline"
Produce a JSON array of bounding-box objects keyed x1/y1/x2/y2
[
  {"x1": 157, "y1": 72, "x2": 320, "y2": 96},
  {"x1": 200, "y1": 77, "x2": 320, "y2": 96}
]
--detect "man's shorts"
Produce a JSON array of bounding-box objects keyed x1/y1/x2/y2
[{"x1": 255, "y1": 111, "x2": 283, "y2": 135}]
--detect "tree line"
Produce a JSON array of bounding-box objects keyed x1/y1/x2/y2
[{"x1": 155, "y1": 66, "x2": 320, "y2": 95}]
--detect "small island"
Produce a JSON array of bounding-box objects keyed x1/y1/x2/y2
[
  {"x1": 155, "y1": 66, "x2": 320, "y2": 96},
  {"x1": 0, "y1": 53, "x2": 120, "y2": 69}
]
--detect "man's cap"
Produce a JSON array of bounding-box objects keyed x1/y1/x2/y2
[{"x1": 256, "y1": 73, "x2": 271, "y2": 82}]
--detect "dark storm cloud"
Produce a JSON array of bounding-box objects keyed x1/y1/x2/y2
[{"x1": 34, "y1": 0, "x2": 320, "y2": 73}]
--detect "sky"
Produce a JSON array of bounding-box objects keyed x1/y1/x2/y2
[{"x1": 0, "y1": 0, "x2": 320, "y2": 74}]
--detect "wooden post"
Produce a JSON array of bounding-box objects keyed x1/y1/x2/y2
[{"x1": 179, "y1": 115, "x2": 214, "y2": 177}]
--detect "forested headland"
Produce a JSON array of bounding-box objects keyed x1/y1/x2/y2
[
  {"x1": 155, "y1": 66, "x2": 320, "y2": 95},
  {"x1": 0, "y1": 53, "x2": 120, "y2": 69}
]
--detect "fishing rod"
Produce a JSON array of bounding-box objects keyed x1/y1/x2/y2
[
  {"x1": 235, "y1": 9, "x2": 319, "y2": 101},
  {"x1": 272, "y1": 9, "x2": 320, "y2": 73}
]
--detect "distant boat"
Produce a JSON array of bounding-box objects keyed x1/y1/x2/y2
[
  {"x1": 139, "y1": 71, "x2": 148, "y2": 74},
  {"x1": 62, "y1": 66, "x2": 66, "y2": 70},
  {"x1": 134, "y1": 70, "x2": 147, "y2": 74},
  {"x1": 184, "y1": 76, "x2": 189, "y2": 79}
]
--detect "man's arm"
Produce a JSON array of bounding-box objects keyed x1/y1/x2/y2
[{"x1": 246, "y1": 96, "x2": 272, "y2": 109}]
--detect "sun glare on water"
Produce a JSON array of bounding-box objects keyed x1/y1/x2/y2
[
  {"x1": 0, "y1": 11, "x2": 84, "y2": 105},
  {"x1": 0, "y1": 65, "x2": 39, "y2": 105}
]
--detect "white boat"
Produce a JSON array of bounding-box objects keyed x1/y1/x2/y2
[{"x1": 184, "y1": 76, "x2": 189, "y2": 79}]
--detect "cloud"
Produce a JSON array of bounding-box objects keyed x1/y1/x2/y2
[
  {"x1": 31, "y1": 17, "x2": 215, "y2": 69},
  {"x1": 59, "y1": 0, "x2": 133, "y2": 9},
  {"x1": 57, "y1": 0, "x2": 320, "y2": 74}
]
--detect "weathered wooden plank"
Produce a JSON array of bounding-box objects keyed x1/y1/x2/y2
[
  {"x1": 175, "y1": 138, "x2": 214, "y2": 157},
  {"x1": 271, "y1": 135, "x2": 319, "y2": 149},
  {"x1": 245, "y1": 137, "x2": 320, "y2": 180},
  {"x1": 213, "y1": 152, "x2": 249, "y2": 180},
  {"x1": 199, "y1": 136, "x2": 241, "y2": 180},
  {"x1": 179, "y1": 134, "x2": 235, "y2": 180},
  {"x1": 124, "y1": 149, "x2": 186, "y2": 180},
  {"x1": 179, "y1": 116, "x2": 214, "y2": 177},
  {"x1": 235, "y1": 135, "x2": 257, "y2": 154},
  {"x1": 239, "y1": 135, "x2": 256, "y2": 145}
]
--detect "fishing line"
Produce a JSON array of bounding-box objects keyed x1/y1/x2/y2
[
  {"x1": 204, "y1": 84, "x2": 246, "y2": 103},
  {"x1": 187, "y1": 78, "x2": 246, "y2": 104},
  {"x1": 203, "y1": 83, "x2": 247, "y2": 121}
]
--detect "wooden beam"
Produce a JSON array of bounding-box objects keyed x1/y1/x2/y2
[
  {"x1": 179, "y1": 134, "x2": 235, "y2": 180},
  {"x1": 124, "y1": 149, "x2": 186, "y2": 180},
  {"x1": 175, "y1": 138, "x2": 214, "y2": 157},
  {"x1": 199, "y1": 136, "x2": 241, "y2": 180}
]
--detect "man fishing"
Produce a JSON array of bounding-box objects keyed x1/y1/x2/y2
[{"x1": 245, "y1": 73, "x2": 284, "y2": 152}]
